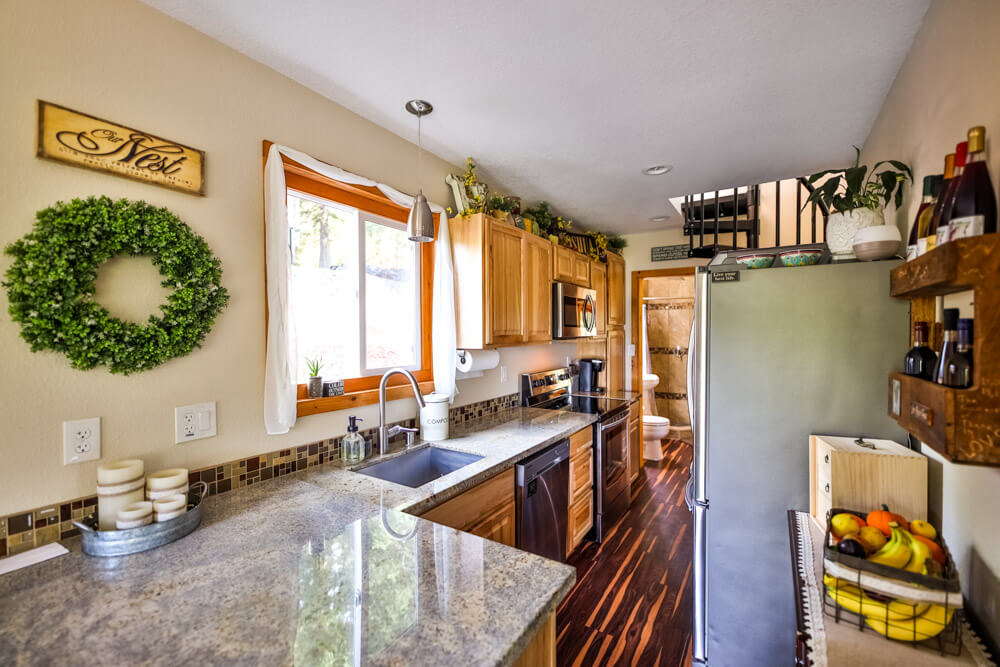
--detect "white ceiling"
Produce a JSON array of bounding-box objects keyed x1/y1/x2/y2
[{"x1": 142, "y1": 0, "x2": 928, "y2": 234}]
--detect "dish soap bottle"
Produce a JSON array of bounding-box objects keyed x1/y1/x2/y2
[{"x1": 341, "y1": 416, "x2": 365, "y2": 464}]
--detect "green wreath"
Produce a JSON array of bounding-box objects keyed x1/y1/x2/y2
[{"x1": 3, "y1": 196, "x2": 229, "y2": 374}]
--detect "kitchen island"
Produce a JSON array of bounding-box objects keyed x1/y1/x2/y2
[{"x1": 0, "y1": 408, "x2": 596, "y2": 666}]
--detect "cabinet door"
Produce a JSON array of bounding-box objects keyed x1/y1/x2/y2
[
  {"x1": 572, "y1": 255, "x2": 590, "y2": 287},
  {"x1": 607, "y1": 328, "x2": 626, "y2": 395},
  {"x1": 469, "y1": 498, "x2": 516, "y2": 547},
  {"x1": 419, "y1": 468, "x2": 515, "y2": 532},
  {"x1": 553, "y1": 245, "x2": 575, "y2": 283},
  {"x1": 523, "y1": 234, "x2": 553, "y2": 343},
  {"x1": 629, "y1": 416, "x2": 640, "y2": 488},
  {"x1": 488, "y1": 223, "x2": 524, "y2": 345},
  {"x1": 567, "y1": 493, "x2": 594, "y2": 556},
  {"x1": 606, "y1": 253, "x2": 625, "y2": 327},
  {"x1": 590, "y1": 261, "x2": 607, "y2": 336}
]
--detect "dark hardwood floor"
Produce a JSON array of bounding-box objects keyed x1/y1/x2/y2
[{"x1": 557, "y1": 438, "x2": 693, "y2": 666}]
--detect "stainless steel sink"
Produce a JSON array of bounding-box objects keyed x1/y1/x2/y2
[{"x1": 355, "y1": 446, "x2": 484, "y2": 488}]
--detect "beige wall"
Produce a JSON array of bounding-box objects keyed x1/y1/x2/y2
[
  {"x1": 0, "y1": 0, "x2": 572, "y2": 516},
  {"x1": 860, "y1": 0, "x2": 1000, "y2": 631}
]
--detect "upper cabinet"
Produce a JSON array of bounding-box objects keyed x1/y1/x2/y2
[
  {"x1": 451, "y1": 214, "x2": 550, "y2": 349},
  {"x1": 606, "y1": 252, "x2": 626, "y2": 327},
  {"x1": 590, "y1": 260, "x2": 607, "y2": 336},
  {"x1": 523, "y1": 234, "x2": 553, "y2": 343},
  {"x1": 554, "y1": 245, "x2": 590, "y2": 287}
]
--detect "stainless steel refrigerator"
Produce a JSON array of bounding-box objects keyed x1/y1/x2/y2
[{"x1": 685, "y1": 260, "x2": 910, "y2": 666}]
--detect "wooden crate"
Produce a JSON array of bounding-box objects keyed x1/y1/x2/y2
[{"x1": 809, "y1": 435, "x2": 927, "y2": 528}]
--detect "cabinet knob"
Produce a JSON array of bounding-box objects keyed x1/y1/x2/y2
[
  {"x1": 824, "y1": 454, "x2": 829, "y2": 464},
  {"x1": 824, "y1": 483, "x2": 830, "y2": 493}
]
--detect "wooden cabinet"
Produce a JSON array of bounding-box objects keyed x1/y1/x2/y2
[
  {"x1": 419, "y1": 467, "x2": 516, "y2": 547},
  {"x1": 514, "y1": 613, "x2": 556, "y2": 667},
  {"x1": 607, "y1": 328, "x2": 626, "y2": 395},
  {"x1": 606, "y1": 252, "x2": 625, "y2": 327},
  {"x1": 566, "y1": 427, "x2": 594, "y2": 557},
  {"x1": 522, "y1": 234, "x2": 553, "y2": 343},
  {"x1": 452, "y1": 214, "x2": 550, "y2": 349},
  {"x1": 488, "y1": 223, "x2": 525, "y2": 346},
  {"x1": 628, "y1": 402, "x2": 641, "y2": 495},
  {"x1": 590, "y1": 260, "x2": 607, "y2": 336},
  {"x1": 553, "y1": 245, "x2": 590, "y2": 287}
]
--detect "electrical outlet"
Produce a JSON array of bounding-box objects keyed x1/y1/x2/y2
[
  {"x1": 63, "y1": 417, "x2": 101, "y2": 465},
  {"x1": 175, "y1": 402, "x2": 216, "y2": 444}
]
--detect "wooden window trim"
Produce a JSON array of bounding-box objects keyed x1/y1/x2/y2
[{"x1": 262, "y1": 141, "x2": 436, "y2": 416}]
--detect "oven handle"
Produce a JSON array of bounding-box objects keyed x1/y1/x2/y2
[{"x1": 600, "y1": 413, "x2": 629, "y2": 432}]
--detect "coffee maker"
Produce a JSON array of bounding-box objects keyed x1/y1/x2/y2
[{"x1": 577, "y1": 358, "x2": 605, "y2": 394}]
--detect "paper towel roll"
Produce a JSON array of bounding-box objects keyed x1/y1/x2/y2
[{"x1": 456, "y1": 349, "x2": 500, "y2": 373}]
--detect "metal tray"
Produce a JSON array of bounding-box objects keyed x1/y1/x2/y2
[{"x1": 72, "y1": 481, "x2": 208, "y2": 557}]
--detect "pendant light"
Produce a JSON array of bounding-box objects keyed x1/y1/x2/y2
[{"x1": 405, "y1": 99, "x2": 434, "y2": 242}]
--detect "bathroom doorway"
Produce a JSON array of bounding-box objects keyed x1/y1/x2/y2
[{"x1": 631, "y1": 268, "x2": 697, "y2": 460}]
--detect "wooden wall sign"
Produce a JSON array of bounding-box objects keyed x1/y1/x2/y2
[{"x1": 36, "y1": 101, "x2": 205, "y2": 195}]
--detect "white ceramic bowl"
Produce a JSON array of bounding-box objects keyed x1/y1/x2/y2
[{"x1": 853, "y1": 224, "x2": 901, "y2": 261}]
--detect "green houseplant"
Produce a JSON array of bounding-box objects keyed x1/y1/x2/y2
[
  {"x1": 305, "y1": 356, "x2": 324, "y2": 398},
  {"x1": 804, "y1": 147, "x2": 911, "y2": 258}
]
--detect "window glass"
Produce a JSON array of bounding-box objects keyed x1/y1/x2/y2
[{"x1": 364, "y1": 218, "x2": 418, "y2": 370}]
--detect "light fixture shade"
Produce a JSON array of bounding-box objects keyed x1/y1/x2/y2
[{"x1": 407, "y1": 190, "x2": 435, "y2": 242}]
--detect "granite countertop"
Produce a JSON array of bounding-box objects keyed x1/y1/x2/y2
[{"x1": 0, "y1": 407, "x2": 596, "y2": 666}]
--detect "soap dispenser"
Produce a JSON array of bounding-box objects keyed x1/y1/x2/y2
[{"x1": 341, "y1": 416, "x2": 365, "y2": 465}]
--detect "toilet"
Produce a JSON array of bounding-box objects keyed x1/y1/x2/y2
[
  {"x1": 641, "y1": 373, "x2": 669, "y2": 460},
  {"x1": 642, "y1": 415, "x2": 670, "y2": 461}
]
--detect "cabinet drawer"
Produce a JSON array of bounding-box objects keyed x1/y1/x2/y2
[
  {"x1": 569, "y1": 427, "x2": 593, "y2": 458},
  {"x1": 628, "y1": 400, "x2": 640, "y2": 423},
  {"x1": 567, "y1": 492, "x2": 594, "y2": 556},
  {"x1": 569, "y1": 449, "x2": 593, "y2": 502},
  {"x1": 419, "y1": 467, "x2": 515, "y2": 532}
]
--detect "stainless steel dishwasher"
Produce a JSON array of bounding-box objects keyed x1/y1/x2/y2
[{"x1": 515, "y1": 439, "x2": 571, "y2": 562}]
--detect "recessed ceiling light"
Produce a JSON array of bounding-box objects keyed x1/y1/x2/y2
[
  {"x1": 643, "y1": 165, "x2": 673, "y2": 176},
  {"x1": 650, "y1": 215, "x2": 671, "y2": 222}
]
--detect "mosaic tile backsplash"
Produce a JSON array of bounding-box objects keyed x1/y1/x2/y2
[{"x1": 0, "y1": 393, "x2": 521, "y2": 560}]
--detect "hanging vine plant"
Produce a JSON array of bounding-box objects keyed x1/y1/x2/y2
[{"x1": 3, "y1": 196, "x2": 229, "y2": 374}]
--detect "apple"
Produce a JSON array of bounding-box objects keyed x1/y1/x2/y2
[
  {"x1": 831, "y1": 513, "x2": 862, "y2": 538},
  {"x1": 909, "y1": 519, "x2": 937, "y2": 541}
]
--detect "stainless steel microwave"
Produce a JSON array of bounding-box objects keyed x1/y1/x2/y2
[{"x1": 552, "y1": 282, "x2": 597, "y2": 339}]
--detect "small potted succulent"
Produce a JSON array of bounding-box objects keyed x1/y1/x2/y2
[
  {"x1": 305, "y1": 356, "x2": 324, "y2": 398},
  {"x1": 804, "y1": 147, "x2": 911, "y2": 259}
]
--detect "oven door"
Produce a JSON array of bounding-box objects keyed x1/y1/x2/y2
[
  {"x1": 552, "y1": 282, "x2": 597, "y2": 339},
  {"x1": 597, "y1": 411, "x2": 630, "y2": 529}
]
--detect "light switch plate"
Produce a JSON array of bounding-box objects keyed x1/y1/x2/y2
[
  {"x1": 63, "y1": 417, "x2": 101, "y2": 465},
  {"x1": 175, "y1": 402, "x2": 217, "y2": 444}
]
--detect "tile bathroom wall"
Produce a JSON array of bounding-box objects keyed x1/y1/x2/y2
[{"x1": 644, "y1": 276, "x2": 695, "y2": 426}]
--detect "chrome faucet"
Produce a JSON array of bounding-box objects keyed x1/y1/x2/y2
[{"x1": 378, "y1": 368, "x2": 426, "y2": 452}]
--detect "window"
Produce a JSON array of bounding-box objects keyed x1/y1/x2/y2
[{"x1": 288, "y1": 190, "x2": 421, "y2": 383}]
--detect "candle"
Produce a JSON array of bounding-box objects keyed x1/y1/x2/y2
[
  {"x1": 115, "y1": 501, "x2": 153, "y2": 530},
  {"x1": 97, "y1": 459, "x2": 145, "y2": 531},
  {"x1": 146, "y1": 468, "x2": 189, "y2": 501},
  {"x1": 152, "y1": 494, "x2": 187, "y2": 522}
]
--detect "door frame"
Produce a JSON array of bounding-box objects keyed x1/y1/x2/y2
[{"x1": 630, "y1": 267, "x2": 698, "y2": 450}]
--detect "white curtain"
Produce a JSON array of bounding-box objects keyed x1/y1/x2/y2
[{"x1": 263, "y1": 144, "x2": 457, "y2": 434}]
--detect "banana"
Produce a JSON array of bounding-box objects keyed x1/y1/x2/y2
[
  {"x1": 903, "y1": 529, "x2": 932, "y2": 575},
  {"x1": 864, "y1": 604, "x2": 953, "y2": 641},
  {"x1": 823, "y1": 575, "x2": 930, "y2": 620},
  {"x1": 867, "y1": 522, "x2": 912, "y2": 569}
]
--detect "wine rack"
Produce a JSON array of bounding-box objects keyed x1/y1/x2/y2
[{"x1": 888, "y1": 235, "x2": 1000, "y2": 466}]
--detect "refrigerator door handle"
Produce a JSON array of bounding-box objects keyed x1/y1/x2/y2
[
  {"x1": 686, "y1": 316, "x2": 696, "y2": 431},
  {"x1": 684, "y1": 475, "x2": 694, "y2": 511}
]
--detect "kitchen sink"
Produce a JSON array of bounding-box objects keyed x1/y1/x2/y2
[{"x1": 355, "y1": 446, "x2": 484, "y2": 488}]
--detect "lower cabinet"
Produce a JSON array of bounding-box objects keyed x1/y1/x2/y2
[
  {"x1": 514, "y1": 612, "x2": 556, "y2": 667},
  {"x1": 566, "y1": 427, "x2": 595, "y2": 558},
  {"x1": 419, "y1": 468, "x2": 516, "y2": 548},
  {"x1": 628, "y1": 401, "x2": 641, "y2": 499}
]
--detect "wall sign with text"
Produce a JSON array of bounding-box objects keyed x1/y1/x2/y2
[
  {"x1": 36, "y1": 101, "x2": 205, "y2": 196},
  {"x1": 650, "y1": 244, "x2": 689, "y2": 262}
]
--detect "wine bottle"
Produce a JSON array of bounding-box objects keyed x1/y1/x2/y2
[
  {"x1": 935, "y1": 142, "x2": 968, "y2": 247},
  {"x1": 903, "y1": 321, "x2": 938, "y2": 380},
  {"x1": 958, "y1": 318, "x2": 974, "y2": 372},
  {"x1": 936, "y1": 308, "x2": 971, "y2": 388},
  {"x1": 907, "y1": 174, "x2": 943, "y2": 259},
  {"x1": 948, "y1": 126, "x2": 997, "y2": 240},
  {"x1": 922, "y1": 154, "x2": 954, "y2": 255}
]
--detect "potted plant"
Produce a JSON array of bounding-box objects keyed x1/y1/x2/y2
[
  {"x1": 804, "y1": 147, "x2": 911, "y2": 259},
  {"x1": 487, "y1": 194, "x2": 517, "y2": 225},
  {"x1": 607, "y1": 234, "x2": 627, "y2": 256},
  {"x1": 523, "y1": 201, "x2": 555, "y2": 239},
  {"x1": 305, "y1": 356, "x2": 323, "y2": 398}
]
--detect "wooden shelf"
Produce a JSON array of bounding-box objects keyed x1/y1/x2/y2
[
  {"x1": 890, "y1": 235, "x2": 1000, "y2": 297},
  {"x1": 888, "y1": 235, "x2": 1000, "y2": 466}
]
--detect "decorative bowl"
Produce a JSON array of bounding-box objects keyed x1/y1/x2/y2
[
  {"x1": 736, "y1": 253, "x2": 775, "y2": 269},
  {"x1": 853, "y1": 224, "x2": 901, "y2": 261},
  {"x1": 778, "y1": 249, "x2": 822, "y2": 267}
]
